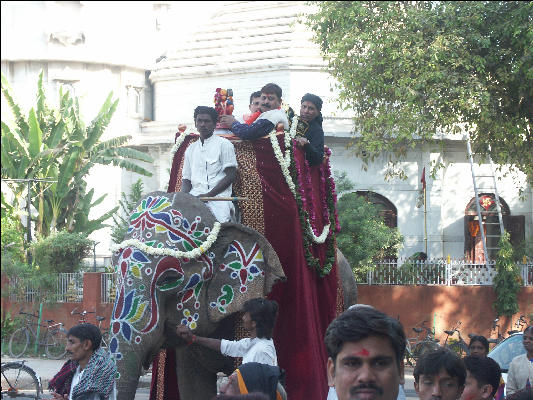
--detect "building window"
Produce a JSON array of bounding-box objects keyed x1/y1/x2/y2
[
  {"x1": 127, "y1": 85, "x2": 143, "y2": 118},
  {"x1": 463, "y1": 194, "x2": 525, "y2": 262},
  {"x1": 355, "y1": 191, "x2": 397, "y2": 228}
]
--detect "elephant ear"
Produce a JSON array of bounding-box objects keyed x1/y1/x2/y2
[{"x1": 205, "y1": 223, "x2": 285, "y2": 322}]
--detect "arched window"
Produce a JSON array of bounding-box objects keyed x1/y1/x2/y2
[
  {"x1": 464, "y1": 194, "x2": 524, "y2": 262},
  {"x1": 355, "y1": 191, "x2": 397, "y2": 228}
]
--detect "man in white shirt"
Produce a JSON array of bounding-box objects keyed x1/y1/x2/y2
[
  {"x1": 219, "y1": 83, "x2": 289, "y2": 139},
  {"x1": 181, "y1": 106, "x2": 238, "y2": 223}
]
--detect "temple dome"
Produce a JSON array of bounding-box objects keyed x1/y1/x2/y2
[{"x1": 150, "y1": 1, "x2": 325, "y2": 81}]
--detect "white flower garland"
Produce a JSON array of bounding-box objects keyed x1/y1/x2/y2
[
  {"x1": 170, "y1": 127, "x2": 196, "y2": 156},
  {"x1": 308, "y1": 222, "x2": 330, "y2": 244},
  {"x1": 270, "y1": 115, "x2": 331, "y2": 244},
  {"x1": 110, "y1": 222, "x2": 222, "y2": 259}
]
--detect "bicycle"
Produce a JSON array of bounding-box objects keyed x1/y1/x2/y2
[
  {"x1": 507, "y1": 314, "x2": 527, "y2": 336},
  {"x1": 8, "y1": 310, "x2": 68, "y2": 360},
  {"x1": 71, "y1": 308, "x2": 110, "y2": 349},
  {"x1": 487, "y1": 317, "x2": 505, "y2": 347},
  {"x1": 1, "y1": 360, "x2": 42, "y2": 399},
  {"x1": 443, "y1": 321, "x2": 469, "y2": 357},
  {"x1": 404, "y1": 320, "x2": 440, "y2": 366}
]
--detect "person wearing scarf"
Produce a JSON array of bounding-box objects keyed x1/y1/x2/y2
[
  {"x1": 50, "y1": 323, "x2": 117, "y2": 400},
  {"x1": 219, "y1": 362, "x2": 286, "y2": 400},
  {"x1": 219, "y1": 83, "x2": 289, "y2": 140},
  {"x1": 293, "y1": 93, "x2": 325, "y2": 166}
]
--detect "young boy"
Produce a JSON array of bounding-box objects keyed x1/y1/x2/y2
[
  {"x1": 414, "y1": 349, "x2": 465, "y2": 400},
  {"x1": 177, "y1": 297, "x2": 279, "y2": 366},
  {"x1": 460, "y1": 355, "x2": 501, "y2": 400}
]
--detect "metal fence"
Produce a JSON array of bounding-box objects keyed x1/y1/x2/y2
[
  {"x1": 360, "y1": 259, "x2": 533, "y2": 286},
  {"x1": 8, "y1": 272, "x2": 84, "y2": 302},
  {"x1": 101, "y1": 272, "x2": 117, "y2": 303}
]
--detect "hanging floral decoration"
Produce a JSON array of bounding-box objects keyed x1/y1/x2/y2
[
  {"x1": 269, "y1": 115, "x2": 340, "y2": 276},
  {"x1": 170, "y1": 125, "x2": 196, "y2": 156},
  {"x1": 110, "y1": 221, "x2": 222, "y2": 260}
]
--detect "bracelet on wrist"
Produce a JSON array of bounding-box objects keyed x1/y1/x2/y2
[{"x1": 187, "y1": 334, "x2": 197, "y2": 346}]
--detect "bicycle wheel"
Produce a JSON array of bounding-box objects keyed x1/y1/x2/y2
[
  {"x1": 447, "y1": 341, "x2": 469, "y2": 358},
  {"x1": 100, "y1": 331, "x2": 109, "y2": 349},
  {"x1": 1, "y1": 362, "x2": 42, "y2": 399},
  {"x1": 9, "y1": 328, "x2": 30, "y2": 358},
  {"x1": 45, "y1": 328, "x2": 68, "y2": 359}
]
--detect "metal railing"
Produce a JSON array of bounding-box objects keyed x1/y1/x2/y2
[
  {"x1": 8, "y1": 273, "x2": 83, "y2": 302},
  {"x1": 360, "y1": 258, "x2": 533, "y2": 286},
  {"x1": 100, "y1": 272, "x2": 117, "y2": 303}
]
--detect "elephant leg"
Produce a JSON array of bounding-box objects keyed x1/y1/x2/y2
[{"x1": 176, "y1": 345, "x2": 234, "y2": 400}]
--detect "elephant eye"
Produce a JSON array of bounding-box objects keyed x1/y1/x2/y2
[{"x1": 156, "y1": 270, "x2": 184, "y2": 291}]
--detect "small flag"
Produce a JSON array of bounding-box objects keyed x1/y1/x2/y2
[{"x1": 421, "y1": 167, "x2": 426, "y2": 190}]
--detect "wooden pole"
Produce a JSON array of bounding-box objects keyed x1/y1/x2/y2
[
  {"x1": 199, "y1": 197, "x2": 248, "y2": 202},
  {"x1": 424, "y1": 187, "x2": 428, "y2": 256}
]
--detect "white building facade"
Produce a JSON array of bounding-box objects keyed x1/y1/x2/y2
[{"x1": 2, "y1": 1, "x2": 531, "y2": 262}]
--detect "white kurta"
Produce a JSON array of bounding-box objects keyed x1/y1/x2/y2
[
  {"x1": 182, "y1": 134, "x2": 238, "y2": 222},
  {"x1": 506, "y1": 353, "x2": 533, "y2": 395},
  {"x1": 220, "y1": 337, "x2": 278, "y2": 366}
]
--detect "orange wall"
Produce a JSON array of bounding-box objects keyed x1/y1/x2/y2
[
  {"x1": 1, "y1": 273, "x2": 113, "y2": 331},
  {"x1": 358, "y1": 285, "x2": 533, "y2": 344}
]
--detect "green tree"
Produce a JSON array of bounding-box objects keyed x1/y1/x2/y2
[
  {"x1": 30, "y1": 230, "x2": 93, "y2": 274},
  {"x1": 334, "y1": 171, "x2": 404, "y2": 280},
  {"x1": 307, "y1": 1, "x2": 533, "y2": 184},
  {"x1": 493, "y1": 231, "x2": 521, "y2": 317},
  {"x1": 110, "y1": 178, "x2": 145, "y2": 244},
  {"x1": 1, "y1": 71, "x2": 154, "y2": 237}
]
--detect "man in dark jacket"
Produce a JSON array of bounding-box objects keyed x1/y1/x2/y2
[{"x1": 294, "y1": 93, "x2": 324, "y2": 166}]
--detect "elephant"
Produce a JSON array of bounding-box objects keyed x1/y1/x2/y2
[
  {"x1": 109, "y1": 191, "x2": 286, "y2": 399},
  {"x1": 109, "y1": 191, "x2": 358, "y2": 400}
]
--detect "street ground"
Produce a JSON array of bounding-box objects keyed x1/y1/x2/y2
[{"x1": 1, "y1": 356, "x2": 418, "y2": 399}]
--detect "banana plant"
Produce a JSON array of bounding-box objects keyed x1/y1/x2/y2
[{"x1": 1, "y1": 70, "x2": 153, "y2": 239}]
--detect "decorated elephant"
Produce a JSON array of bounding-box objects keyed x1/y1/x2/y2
[
  {"x1": 109, "y1": 190, "x2": 358, "y2": 399},
  {"x1": 109, "y1": 191, "x2": 286, "y2": 399}
]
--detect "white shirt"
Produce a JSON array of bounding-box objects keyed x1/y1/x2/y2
[
  {"x1": 506, "y1": 353, "x2": 533, "y2": 395},
  {"x1": 182, "y1": 134, "x2": 238, "y2": 222},
  {"x1": 256, "y1": 109, "x2": 289, "y2": 130},
  {"x1": 69, "y1": 366, "x2": 117, "y2": 400},
  {"x1": 220, "y1": 337, "x2": 278, "y2": 366}
]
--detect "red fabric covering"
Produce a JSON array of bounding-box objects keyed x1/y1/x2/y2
[
  {"x1": 163, "y1": 132, "x2": 338, "y2": 400},
  {"x1": 253, "y1": 136, "x2": 338, "y2": 400},
  {"x1": 150, "y1": 348, "x2": 179, "y2": 400}
]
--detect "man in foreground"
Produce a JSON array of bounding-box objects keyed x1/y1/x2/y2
[
  {"x1": 460, "y1": 355, "x2": 501, "y2": 400},
  {"x1": 50, "y1": 323, "x2": 116, "y2": 400},
  {"x1": 324, "y1": 306, "x2": 406, "y2": 400},
  {"x1": 181, "y1": 106, "x2": 238, "y2": 222},
  {"x1": 414, "y1": 349, "x2": 465, "y2": 400}
]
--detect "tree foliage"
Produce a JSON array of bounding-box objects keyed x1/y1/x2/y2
[
  {"x1": 493, "y1": 231, "x2": 521, "y2": 317},
  {"x1": 334, "y1": 172, "x2": 404, "y2": 280},
  {"x1": 1, "y1": 71, "x2": 154, "y2": 238},
  {"x1": 30, "y1": 230, "x2": 93, "y2": 274},
  {"x1": 307, "y1": 1, "x2": 533, "y2": 184},
  {"x1": 110, "y1": 178, "x2": 145, "y2": 244}
]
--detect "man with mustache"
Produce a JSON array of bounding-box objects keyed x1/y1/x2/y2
[
  {"x1": 324, "y1": 306, "x2": 406, "y2": 400},
  {"x1": 219, "y1": 83, "x2": 289, "y2": 139}
]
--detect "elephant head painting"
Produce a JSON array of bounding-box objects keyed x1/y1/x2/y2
[{"x1": 109, "y1": 191, "x2": 286, "y2": 399}]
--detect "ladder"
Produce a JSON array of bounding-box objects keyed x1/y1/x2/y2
[{"x1": 466, "y1": 135, "x2": 505, "y2": 266}]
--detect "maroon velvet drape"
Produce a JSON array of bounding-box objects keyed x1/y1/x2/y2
[{"x1": 154, "y1": 133, "x2": 338, "y2": 400}]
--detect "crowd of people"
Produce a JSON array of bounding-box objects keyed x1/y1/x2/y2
[
  {"x1": 180, "y1": 82, "x2": 325, "y2": 223},
  {"x1": 47, "y1": 83, "x2": 532, "y2": 399}
]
